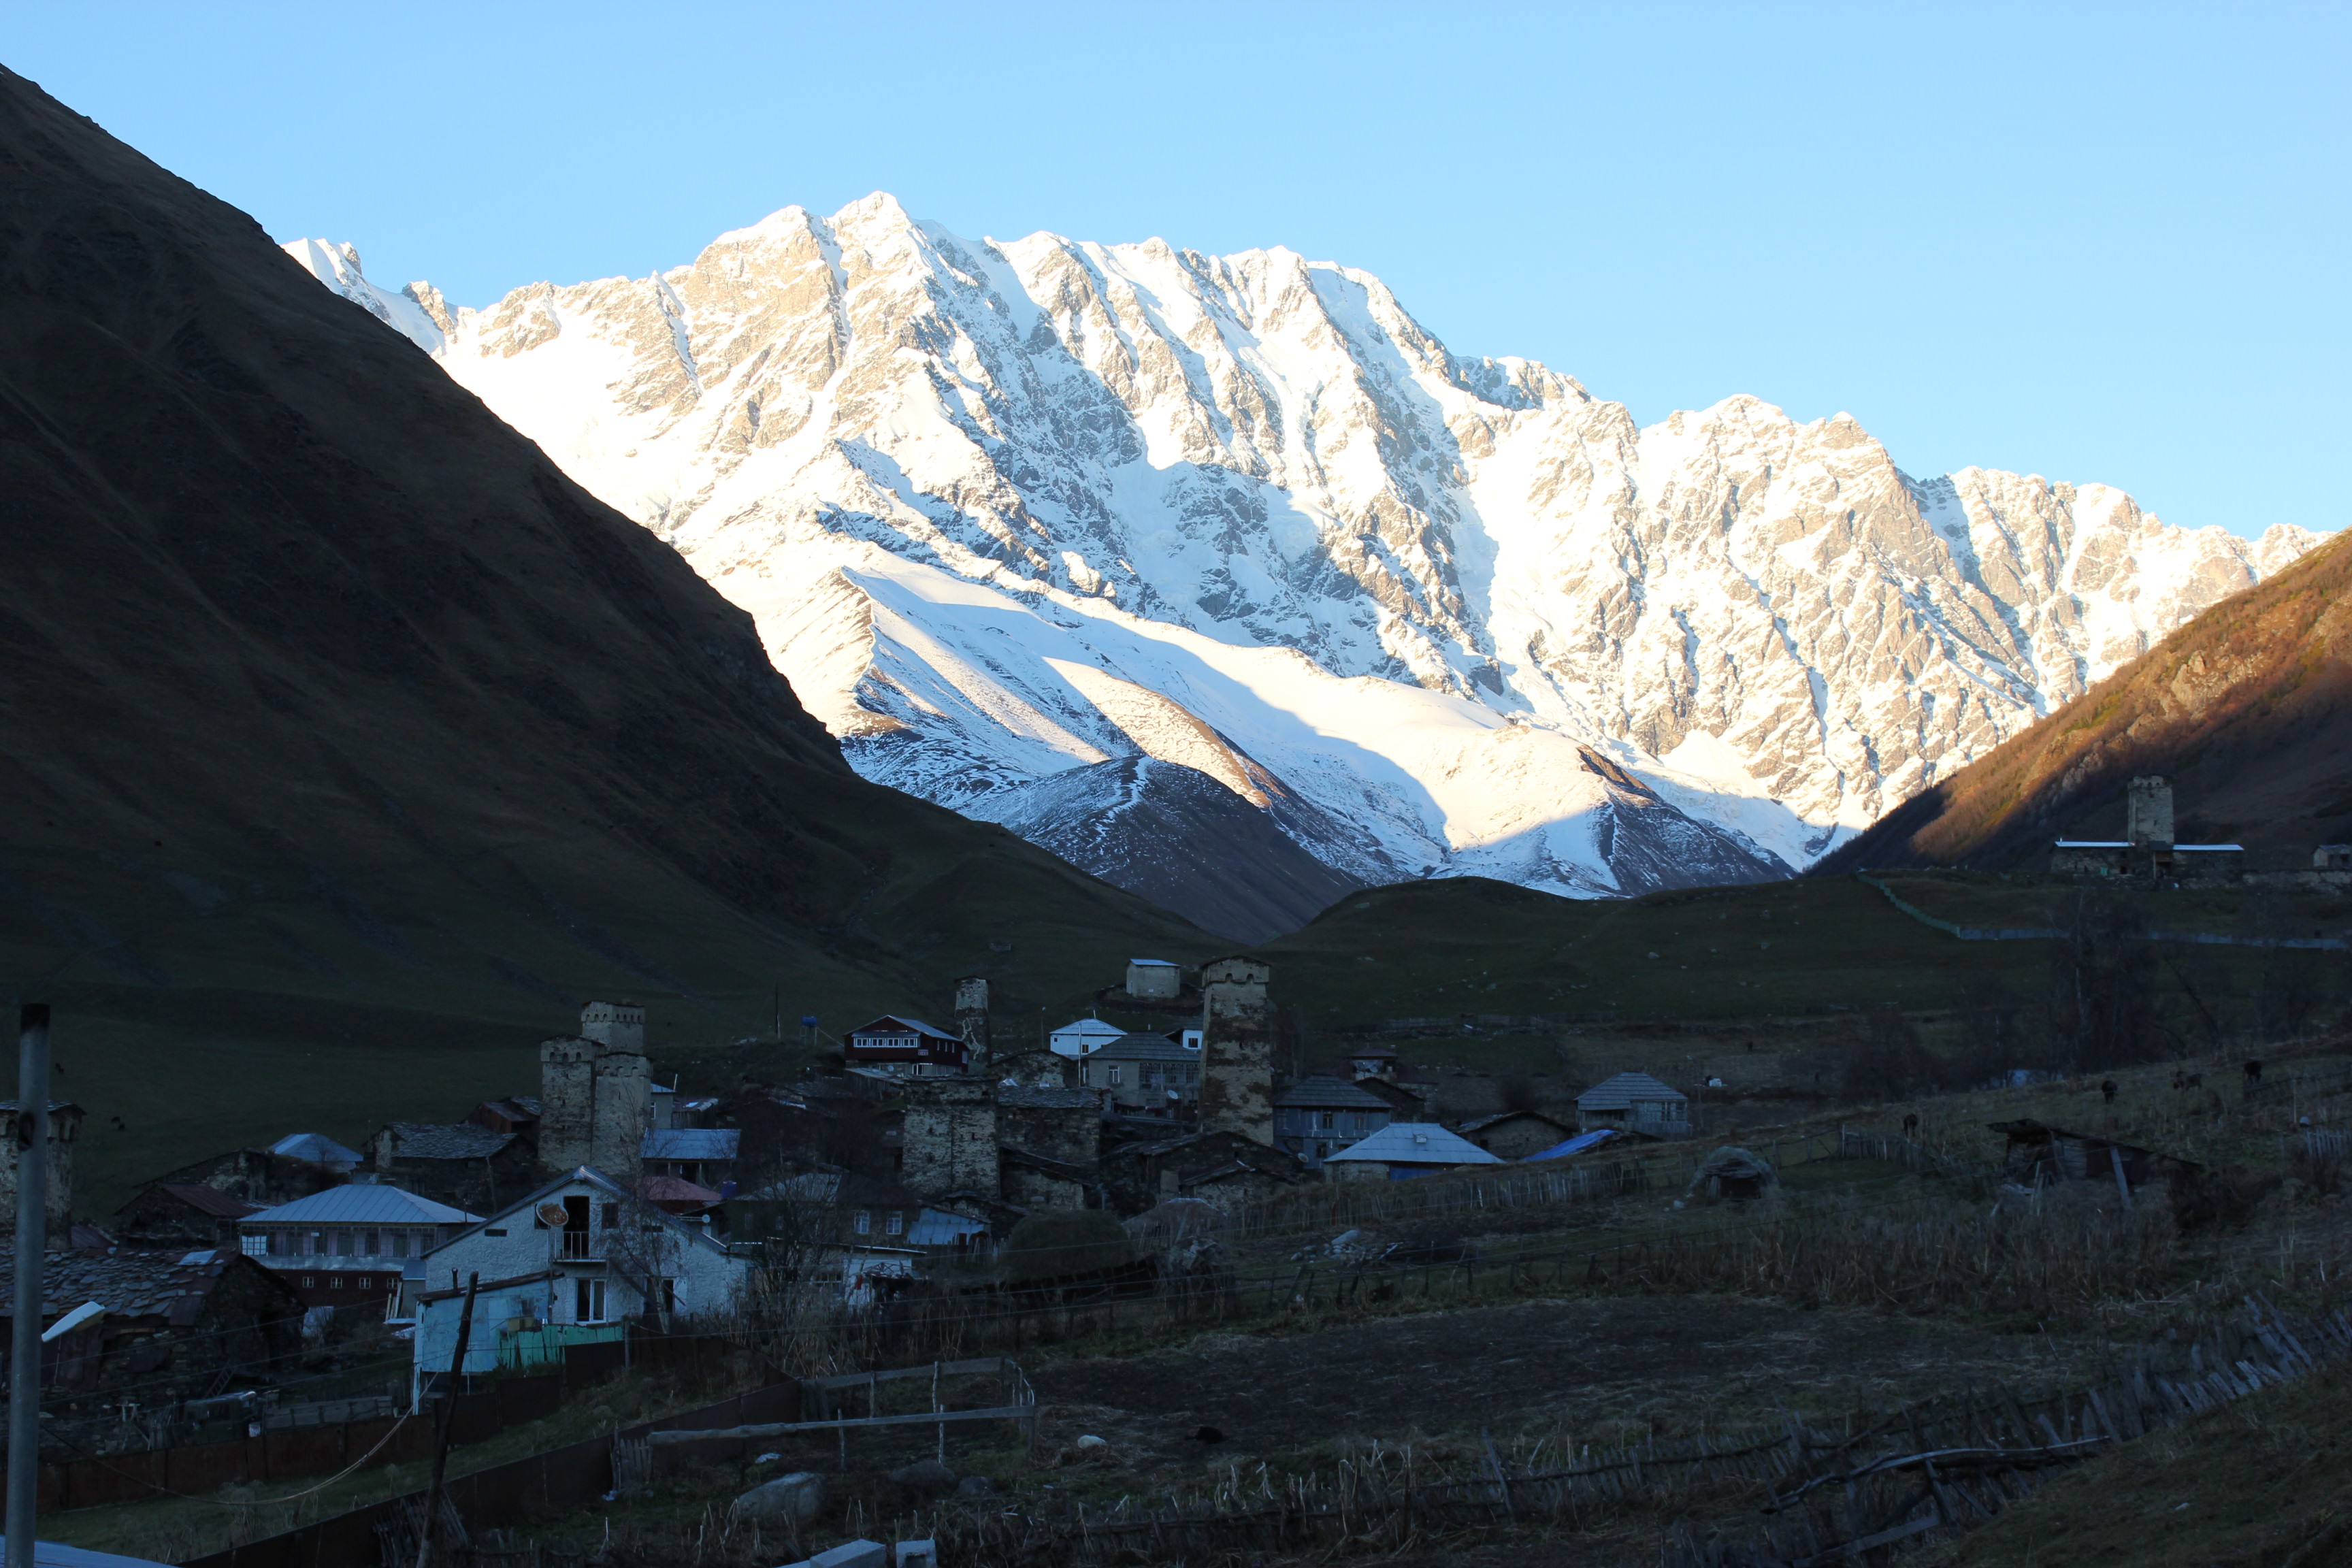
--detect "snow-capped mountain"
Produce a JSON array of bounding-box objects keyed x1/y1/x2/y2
[{"x1": 283, "y1": 204, "x2": 2323, "y2": 938}]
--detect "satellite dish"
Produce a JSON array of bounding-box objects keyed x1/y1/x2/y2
[{"x1": 536, "y1": 1203, "x2": 570, "y2": 1228}]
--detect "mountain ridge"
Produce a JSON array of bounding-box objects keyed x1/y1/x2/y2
[{"x1": 284, "y1": 200, "x2": 2326, "y2": 929}]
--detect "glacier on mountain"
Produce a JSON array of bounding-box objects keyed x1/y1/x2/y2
[{"x1": 282, "y1": 208, "x2": 2325, "y2": 938}]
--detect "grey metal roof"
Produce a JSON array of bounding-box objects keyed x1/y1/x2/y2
[
  {"x1": 642, "y1": 1128, "x2": 740, "y2": 1160},
  {"x1": 847, "y1": 1015, "x2": 960, "y2": 1042},
  {"x1": 1324, "y1": 1123, "x2": 1502, "y2": 1166},
  {"x1": 1575, "y1": 1072, "x2": 1687, "y2": 1111},
  {"x1": 1458, "y1": 1109, "x2": 1573, "y2": 1134},
  {"x1": 244, "y1": 1185, "x2": 480, "y2": 1226},
  {"x1": 1273, "y1": 1076, "x2": 1394, "y2": 1111},
  {"x1": 381, "y1": 1122, "x2": 514, "y2": 1160}
]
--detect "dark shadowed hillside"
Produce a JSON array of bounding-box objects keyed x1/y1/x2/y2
[
  {"x1": 1818, "y1": 528, "x2": 2352, "y2": 872},
  {"x1": 0, "y1": 67, "x2": 1217, "y2": 1207}
]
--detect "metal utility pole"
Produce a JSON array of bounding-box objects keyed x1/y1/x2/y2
[
  {"x1": 6, "y1": 1004, "x2": 51, "y2": 1568},
  {"x1": 414, "y1": 1272, "x2": 479, "y2": 1568}
]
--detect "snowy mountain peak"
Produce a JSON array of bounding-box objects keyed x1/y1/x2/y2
[{"x1": 282, "y1": 199, "x2": 2331, "y2": 937}]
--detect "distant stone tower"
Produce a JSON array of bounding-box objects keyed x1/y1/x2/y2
[
  {"x1": 901, "y1": 1078, "x2": 999, "y2": 1199},
  {"x1": 954, "y1": 976, "x2": 991, "y2": 1072},
  {"x1": 539, "y1": 1001, "x2": 652, "y2": 1177},
  {"x1": 2126, "y1": 777, "x2": 2174, "y2": 847},
  {"x1": 1198, "y1": 956, "x2": 1275, "y2": 1145}
]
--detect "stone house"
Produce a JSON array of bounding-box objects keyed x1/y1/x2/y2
[
  {"x1": 0, "y1": 1247, "x2": 301, "y2": 1407},
  {"x1": 363, "y1": 1120, "x2": 537, "y2": 1213},
  {"x1": 241, "y1": 1185, "x2": 480, "y2": 1312},
  {"x1": 1076, "y1": 1032, "x2": 1201, "y2": 1107},
  {"x1": 147, "y1": 1141, "x2": 353, "y2": 1211},
  {"x1": 1271, "y1": 1077, "x2": 1395, "y2": 1166},
  {"x1": 1099, "y1": 1129, "x2": 1311, "y2": 1213},
  {"x1": 112, "y1": 1182, "x2": 267, "y2": 1251},
  {"x1": 1458, "y1": 1109, "x2": 1578, "y2": 1160},
  {"x1": 1124, "y1": 959, "x2": 1185, "y2": 999},
  {"x1": 731, "y1": 1172, "x2": 989, "y2": 1253},
  {"x1": 538, "y1": 1002, "x2": 654, "y2": 1178}
]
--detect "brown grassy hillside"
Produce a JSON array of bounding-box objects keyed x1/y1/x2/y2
[
  {"x1": 0, "y1": 65, "x2": 1219, "y2": 1207},
  {"x1": 1819, "y1": 527, "x2": 2352, "y2": 870}
]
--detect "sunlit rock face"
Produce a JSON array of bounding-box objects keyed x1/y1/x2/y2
[{"x1": 286, "y1": 207, "x2": 2322, "y2": 924}]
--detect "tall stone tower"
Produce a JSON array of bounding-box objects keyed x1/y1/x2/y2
[
  {"x1": 901, "y1": 1078, "x2": 999, "y2": 1199},
  {"x1": 1198, "y1": 956, "x2": 1275, "y2": 1145},
  {"x1": 539, "y1": 1001, "x2": 652, "y2": 1177},
  {"x1": 537, "y1": 1035, "x2": 598, "y2": 1171},
  {"x1": 2126, "y1": 777, "x2": 2174, "y2": 847},
  {"x1": 954, "y1": 976, "x2": 991, "y2": 1072},
  {"x1": 0, "y1": 1100, "x2": 79, "y2": 1249}
]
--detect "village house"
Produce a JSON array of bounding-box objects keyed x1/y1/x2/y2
[
  {"x1": 843, "y1": 1015, "x2": 970, "y2": 1077},
  {"x1": 112, "y1": 1182, "x2": 268, "y2": 1251},
  {"x1": 470, "y1": 1096, "x2": 541, "y2": 1137},
  {"x1": 1458, "y1": 1109, "x2": 1578, "y2": 1160},
  {"x1": 734, "y1": 1172, "x2": 990, "y2": 1254},
  {"x1": 1122, "y1": 958, "x2": 1185, "y2": 999},
  {"x1": 632, "y1": 1175, "x2": 721, "y2": 1213},
  {"x1": 1075, "y1": 1032, "x2": 1201, "y2": 1107},
  {"x1": 0, "y1": 1247, "x2": 301, "y2": 1408},
  {"x1": 1271, "y1": 1077, "x2": 1396, "y2": 1166},
  {"x1": 144, "y1": 1137, "x2": 359, "y2": 1213},
  {"x1": 1989, "y1": 1119, "x2": 2204, "y2": 1201},
  {"x1": 1099, "y1": 1129, "x2": 1311, "y2": 1212},
  {"x1": 362, "y1": 1120, "x2": 537, "y2": 1213},
  {"x1": 2050, "y1": 777, "x2": 2245, "y2": 886},
  {"x1": 1322, "y1": 1123, "x2": 1503, "y2": 1181},
  {"x1": 408, "y1": 1167, "x2": 752, "y2": 1390},
  {"x1": 1575, "y1": 1072, "x2": 1690, "y2": 1136},
  {"x1": 240, "y1": 1185, "x2": 481, "y2": 1313}
]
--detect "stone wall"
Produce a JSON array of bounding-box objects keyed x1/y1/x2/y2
[
  {"x1": 900, "y1": 1079, "x2": 998, "y2": 1199},
  {"x1": 0, "y1": 1104, "x2": 75, "y2": 1245},
  {"x1": 538, "y1": 1036, "x2": 597, "y2": 1170}
]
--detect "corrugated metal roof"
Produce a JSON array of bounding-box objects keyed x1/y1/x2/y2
[
  {"x1": 1574, "y1": 1072, "x2": 1686, "y2": 1111},
  {"x1": 381, "y1": 1122, "x2": 514, "y2": 1160},
  {"x1": 1273, "y1": 1075, "x2": 1393, "y2": 1111},
  {"x1": 1524, "y1": 1128, "x2": 1622, "y2": 1161},
  {"x1": 642, "y1": 1128, "x2": 740, "y2": 1160},
  {"x1": 244, "y1": 1186, "x2": 480, "y2": 1226},
  {"x1": 270, "y1": 1132, "x2": 363, "y2": 1164},
  {"x1": 847, "y1": 1015, "x2": 959, "y2": 1042},
  {"x1": 1324, "y1": 1123, "x2": 1502, "y2": 1166}
]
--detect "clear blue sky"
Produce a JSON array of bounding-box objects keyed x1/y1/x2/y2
[{"x1": 11, "y1": 3, "x2": 2346, "y2": 540}]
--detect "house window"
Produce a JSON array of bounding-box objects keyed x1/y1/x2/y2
[
  {"x1": 485, "y1": 1228, "x2": 507, "y2": 1237},
  {"x1": 1319, "y1": 1111, "x2": 1335, "y2": 1129},
  {"x1": 885, "y1": 1211, "x2": 904, "y2": 1236},
  {"x1": 1079, "y1": 1063, "x2": 1090, "y2": 1085},
  {"x1": 301, "y1": 1276, "x2": 315, "y2": 1288},
  {"x1": 574, "y1": 1278, "x2": 606, "y2": 1322},
  {"x1": 329, "y1": 1276, "x2": 344, "y2": 1290},
  {"x1": 1108, "y1": 1065, "x2": 1123, "y2": 1087},
  {"x1": 390, "y1": 1232, "x2": 408, "y2": 1259},
  {"x1": 602, "y1": 1203, "x2": 619, "y2": 1229},
  {"x1": 363, "y1": 1228, "x2": 380, "y2": 1255},
  {"x1": 854, "y1": 1211, "x2": 871, "y2": 1235}
]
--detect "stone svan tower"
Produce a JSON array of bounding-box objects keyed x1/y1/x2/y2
[
  {"x1": 0, "y1": 1099, "x2": 79, "y2": 1248},
  {"x1": 2126, "y1": 776, "x2": 2174, "y2": 848},
  {"x1": 954, "y1": 976, "x2": 991, "y2": 1073},
  {"x1": 538, "y1": 1000, "x2": 651, "y2": 1178},
  {"x1": 901, "y1": 1077, "x2": 998, "y2": 1199},
  {"x1": 1198, "y1": 956, "x2": 1274, "y2": 1145}
]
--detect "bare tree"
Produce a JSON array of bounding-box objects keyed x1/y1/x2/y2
[
  {"x1": 2047, "y1": 889, "x2": 2159, "y2": 1073},
  {"x1": 1842, "y1": 1008, "x2": 1938, "y2": 1102}
]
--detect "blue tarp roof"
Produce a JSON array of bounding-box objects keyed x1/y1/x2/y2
[{"x1": 1524, "y1": 1128, "x2": 1620, "y2": 1162}]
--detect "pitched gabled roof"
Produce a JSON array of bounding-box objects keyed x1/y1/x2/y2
[
  {"x1": 846, "y1": 1015, "x2": 960, "y2": 1043},
  {"x1": 1273, "y1": 1075, "x2": 1393, "y2": 1111},
  {"x1": 268, "y1": 1132, "x2": 363, "y2": 1165},
  {"x1": 642, "y1": 1128, "x2": 740, "y2": 1160},
  {"x1": 1574, "y1": 1072, "x2": 1687, "y2": 1111},
  {"x1": 246, "y1": 1186, "x2": 480, "y2": 1226},
  {"x1": 380, "y1": 1122, "x2": 515, "y2": 1161},
  {"x1": 430, "y1": 1166, "x2": 734, "y2": 1257},
  {"x1": 1048, "y1": 1017, "x2": 1127, "y2": 1043},
  {"x1": 1458, "y1": 1109, "x2": 1574, "y2": 1135},
  {"x1": 0, "y1": 1246, "x2": 291, "y2": 1321},
  {"x1": 1324, "y1": 1123, "x2": 1503, "y2": 1167},
  {"x1": 1083, "y1": 1032, "x2": 1194, "y2": 1061},
  {"x1": 155, "y1": 1183, "x2": 265, "y2": 1219}
]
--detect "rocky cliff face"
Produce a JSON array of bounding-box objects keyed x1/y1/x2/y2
[{"x1": 285, "y1": 202, "x2": 2322, "y2": 924}]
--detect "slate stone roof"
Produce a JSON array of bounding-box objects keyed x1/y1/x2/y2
[
  {"x1": 998, "y1": 1086, "x2": 1100, "y2": 1109},
  {"x1": 0, "y1": 1246, "x2": 272, "y2": 1322},
  {"x1": 1573, "y1": 1072, "x2": 1688, "y2": 1111},
  {"x1": 383, "y1": 1122, "x2": 514, "y2": 1160},
  {"x1": 1272, "y1": 1075, "x2": 1393, "y2": 1111}
]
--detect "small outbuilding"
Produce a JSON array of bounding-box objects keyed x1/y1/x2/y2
[
  {"x1": 1988, "y1": 1120, "x2": 2202, "y2": 1200},
  {"x1": 1322, "y1": 1123, "x2": 1503, "y2": 1181},
  {"x1": 1458, "y1": 1109, "x2": 1577, "y2": 1160},
  {"x1": 1685, "y1": 1147, "x2": 1778, "y2": 1203}
]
